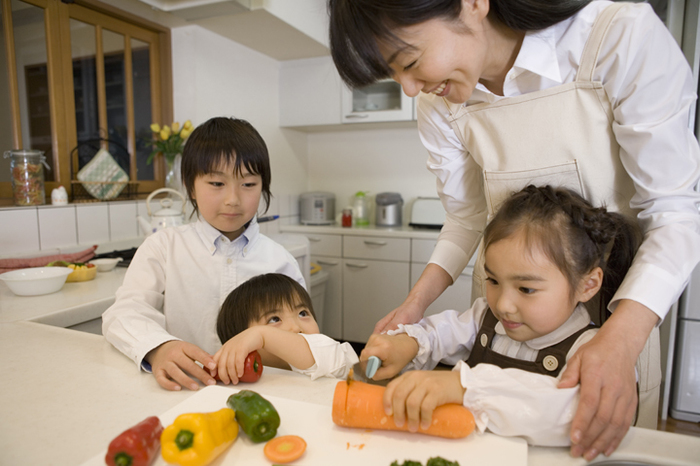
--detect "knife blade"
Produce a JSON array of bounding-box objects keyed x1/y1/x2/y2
[{"x1": 348, "y1": 357, "x2": 389, "y2": 386}]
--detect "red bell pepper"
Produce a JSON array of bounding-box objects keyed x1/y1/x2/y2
[
  {"x1": 105, "y1": 416, "x2": 163, "y2": 466},
  {"x1": 239, "y1": 350, "x2": 263, "y2": 383}
]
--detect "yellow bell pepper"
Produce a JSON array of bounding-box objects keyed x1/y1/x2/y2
[{"x1": 161, "y1": 408, "x2": 238, "y2": 466}]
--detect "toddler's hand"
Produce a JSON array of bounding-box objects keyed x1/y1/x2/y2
[
  {"x1": 361, "y1": 333, "x2": 418, "y2": 380},
  {"x1": 383, "y1": 370, "x2": 465, "y2": 433},
  {"x1": 146, "y1": 340, "x2": 217, "y2": 391},
  {"x1": 214, "y1": 327, "x2": 265, "y2": 385}
]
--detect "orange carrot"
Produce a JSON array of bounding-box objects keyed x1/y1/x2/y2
[
  {"x1": 263, "y1": 435, "x2": 307, "y2": 463},
  {"x1": 332, "y1": 380, "x2": 475, "y2": 439}
]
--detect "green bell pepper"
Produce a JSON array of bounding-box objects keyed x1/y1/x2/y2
[{"x1": 226, "y1": 390, "x2": 280, "y2": 443}]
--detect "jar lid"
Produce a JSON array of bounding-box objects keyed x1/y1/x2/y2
[{"x1": 4, "y1": 149, "x2": 45, "y2": 160}]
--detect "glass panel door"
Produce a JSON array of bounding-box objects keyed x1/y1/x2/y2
[
  {"x1": 12, "y1": 0, "x2": 53, "y2": 180},
  {"x1": 0, "y1": 5, "x2": 15, "y2": 182},
  {"x1": 131, "y1": 38, "x2": 153, "y2": 180}
]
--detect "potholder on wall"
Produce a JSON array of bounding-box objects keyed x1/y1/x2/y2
[{"x1": 76, "y1": 148, "x2": 129, "y2": 200}]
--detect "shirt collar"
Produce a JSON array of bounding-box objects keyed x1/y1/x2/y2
[
  {"x1": 195, "y1": 217, "x2": 260, "y2": 256},
  {"x1": 472, "y1": 25, "x2": 562, "y2": 99},
  {"x1": 494, "y1": 304, "x2": 592, "y2": 350}
]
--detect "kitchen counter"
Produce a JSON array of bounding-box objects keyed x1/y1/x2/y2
[
  {"x1": 0, "y1": 267, "x2": 126, "y2": 327},
  {"x1": 2, "y1": 321, "x2": 699, "y2": 466},
  {"x1": 281, "y1": 223, "x2": 442, "y2": 239}
]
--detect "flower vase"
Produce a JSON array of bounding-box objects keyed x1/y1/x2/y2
[{"x1": 165, "y1": 154, "x2": 184, "y2": 195}]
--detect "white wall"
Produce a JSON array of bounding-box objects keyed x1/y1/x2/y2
[
  {"x1": 171, "y1": 24, "x2": 309, "y2": 203},
  {"x1": 307, "y1": 127, "x2": 436, "y2": 209}
]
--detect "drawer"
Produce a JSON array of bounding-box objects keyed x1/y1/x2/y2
[
  {"x1": 343, "y1": 236, "x2": 410, "y2": 261},
  {"x1": 303, "y1": 233, "x2": 341, "y2": 257},
  {"x1": 411, "y1": 238, "x2": 478, "y2": 266}
]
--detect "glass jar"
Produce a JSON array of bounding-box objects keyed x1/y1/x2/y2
[
  {"x1": 353, "y1": 191, "x2": 371, "y2": 227},
  {"x1": 4, "y1": 150, "x2": 49, "y2": 206}
]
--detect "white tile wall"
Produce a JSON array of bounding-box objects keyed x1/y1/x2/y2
[
  {"x1": 0, "y1": 192, "x2": 300, "y2": 258},
  {"x1": 38, "y1": 206, "x2": 78, "y2": 250},
  {"x1": 0, "y1": 208, "x2": 40, "y2": 255},
  {"x1": 108, "y1": 202, "x2": 138, "y2": 240},
  {"x1": 76, "y1": 204, "x2": 110, "y2": 245}
]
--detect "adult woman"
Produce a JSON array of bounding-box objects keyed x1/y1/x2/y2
[{"x1": 328, "y1": 0, "x2": 700, "y2": 461}]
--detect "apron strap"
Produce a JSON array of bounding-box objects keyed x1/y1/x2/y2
[{"x1": 576, "y1": 2, "x2": 626, "y2": 83}]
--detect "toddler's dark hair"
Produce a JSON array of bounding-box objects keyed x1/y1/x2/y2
[
  {"x1": 217, "y1": 273, "x2": 316, "y2": 343},
  {"x1": 181, "y1": 117, "x2": 271, "y2": 217},
  {"x1": 483, "y1": 185, "x2": 642, "y2": 322}
]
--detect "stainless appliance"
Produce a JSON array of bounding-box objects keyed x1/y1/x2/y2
[
  {"x1": 375, "y1": 192, "x2": 403, "y2": 227},
  {"x1": 409, "y1": 197, "x2": 446, "y2": 229},
  {"x1": 300, "y1": 192, "x2": 335, "y2": 225}
]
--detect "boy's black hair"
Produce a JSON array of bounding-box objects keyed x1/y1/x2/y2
[
  {"x1": 217, "y1": 273, "x2": 316, "y2": 343},
  {"x1": 181, "y1": 117, "x2": 271, "y2": 217}
]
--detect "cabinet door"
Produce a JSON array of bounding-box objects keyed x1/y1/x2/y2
[
  {"x1": 341, "y1": 80, "x2": 414, "y2": 123},
  {"x1": 305, "y1": 233, "x2": 342, "y2": 257},
  {"x1": 344, "y1": 236, "x2": 410, "y2": 261},
  {"x1": 313, "y1": 255, "x2": 343, "y2": 340},
  {"x1": 343, "y1": 259, "x2": 409, "y2": 343},
  {"x1": 411, "y1": 263, "x2": 473, "y2": 317},
  {"x1": 279, "y1": 57, "x2": 342, "y2": 127}
]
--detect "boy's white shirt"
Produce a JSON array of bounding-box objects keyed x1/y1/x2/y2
[
  {"x1": 391, "y1": 298, "x2": 598, "y2": 446},
  {"x1": 101, "y1": 217, "x2": 306, "y2": 368},
  {"x1": 289, "y1": 333, "x2": 359, "y2": 380}
]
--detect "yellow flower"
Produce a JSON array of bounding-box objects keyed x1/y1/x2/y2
[
  {"x1": 183, "y1": 120, "x2": 193, "y2": 130},
  {"x1": 159, "y1": 129, "x2": 170, "y2": 141},
  {"x1": 180, "y1": 128, "x2": 192, "y2": 139},
  {"x1": 171, "y1": 122, "x2": 180, "y2": 133},
  {"x1": 150, "y1": 123, "x2": 161, "y2": 133}
]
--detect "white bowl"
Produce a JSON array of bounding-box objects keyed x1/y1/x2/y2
[
  {"x1": 0, "y1": 267, "x2": 73, "y2": 296},
  {"x1": 89, "y1": 258, "x2": 123, "y2": 272}
]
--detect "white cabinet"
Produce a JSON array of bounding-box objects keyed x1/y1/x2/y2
[
  {"x1": 411, "y1": 239, "x2": 475, "y2": 317},
  {"x1": 341, "y1": 80, "x2": 414, "y2": 124},
  {"x1": 343, "y1": 258, "x2": 410, "y2": 342},
  {"x1": 279, "y1": 57, "x2": 342, "y2": 127},
  {"x1": 343, "y1": 236, "x2": 411, "y2": 342},
  {"x1": 280, "y1": 57, "x2": 416, "y2": 128},
  {"x1": 306, "y1": 233, "x2": 343, "y2": 339}
]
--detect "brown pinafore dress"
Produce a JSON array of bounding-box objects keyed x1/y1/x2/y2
[{"x1": 441, "y1": 3, "x2": 660, "y2": 428}]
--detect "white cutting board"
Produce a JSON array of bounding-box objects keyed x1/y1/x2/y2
[{"x1": 83, "y1": 385, "x2": 527, "y2": 465}]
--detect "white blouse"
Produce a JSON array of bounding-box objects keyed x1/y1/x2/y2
[
  {"x1": 102, "y1": 217, "x2": 306, "y2": 368},
  {"x1": 418, "y1": 1, "x2": 700, "y2": 320},
  {"x1": 291, "y1": 333, "x2": 359, "y2": 380}
]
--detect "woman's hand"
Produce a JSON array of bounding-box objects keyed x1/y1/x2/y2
[
  {"x1": 374, "y1": 263, "x2": 453, "y2": 334},
  {"x1": 146, "y1": 340, "x2": 217, "y2": 391},
  {"x1": 361, "y1": 333, "x2": 419, "y2": 380},
  {"x1": 558, "y1": 300, "x2": 658, "y2": 460},
  {"x1": 213, "y1": 327, "x2": 265, "y2": 385},
  {"x1": 383, "y1": 370, "x2": 466, "y2": 432}
]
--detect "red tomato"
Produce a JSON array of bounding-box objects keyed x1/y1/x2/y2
[{"x1": 240, "y1": 350, "x2": 263, "y2": 383}]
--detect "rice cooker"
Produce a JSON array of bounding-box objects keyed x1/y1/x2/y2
[
  {"x1": 300, "y1": 191, "x2": 335, "y2": 225},
  {"x1": 375, "y1": 192, "x2": 403, "y2": 227}
]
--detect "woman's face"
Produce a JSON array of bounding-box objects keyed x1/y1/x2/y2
[{"x1": 378, "y1": 0, "x2": 514, "y2": 102}]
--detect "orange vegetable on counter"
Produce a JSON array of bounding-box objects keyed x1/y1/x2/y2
[
  {"x1": 332, "y1": 380, "x2": 475, "y2": 439},
  {"x1": 263, "y1": 435, "x2": 307, "y2": 464}
]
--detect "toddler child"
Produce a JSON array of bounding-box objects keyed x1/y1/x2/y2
[
  {"x1": 215, "y1": 273, "x2": 359, "y2": 383},
  {"x1": 102, "y1": 117, "x2": 305, "y2": 392},
  {"x1": 362, "y1": 185, "x2": 641, "y2": 446}
]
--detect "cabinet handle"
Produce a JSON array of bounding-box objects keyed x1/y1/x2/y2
[
  {"x1": 317, "y1": 260, "x2": 339, "y2": 266},
  {"x1": 307, "y1": 237, "x2": 322, "y2": 242},
  {"x1": 345, "y1": 114, "x2": 369, "y2": 119},
  {"x1": 363, "y1": 240, "x2": 388, "y2": 246},
  {"x1": 345, "y1": 262, "x2": 368, "y2": 269}
]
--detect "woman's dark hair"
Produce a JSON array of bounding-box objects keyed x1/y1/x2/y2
[
  {"x1": 181, "y1": 117, "x2": 271, "y2": 217},
  {"x1": 483, "y1": 185, "x2": 642, "y2": 323},
  {"x1": 328, "y1": 0, "x2": 591, "y2": 88},
  {"x1": 217, "y1": 273, "x2": 316, "y2": 343}
]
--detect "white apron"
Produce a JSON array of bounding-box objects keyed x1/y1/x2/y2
[{"x1": 442, "y1": 3, "x2": 660, "y2": 429}]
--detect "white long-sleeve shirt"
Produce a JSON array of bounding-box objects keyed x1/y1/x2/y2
[
  {"x1": 392, "y1": 298, "x2": 597, "y2": 446},
  {"x1": 102, "y1": 217, "x2": 306, "y2": 368},
  {"x1": 291, "y1": 333, "x2": 359, "y2": 380},
  {"x1": 419, "y1": 1, "x2": 700, "y2": 320}
]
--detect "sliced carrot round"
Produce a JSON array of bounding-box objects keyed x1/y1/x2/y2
[{"x1": 263, "y1": 435, "x2": 307, "y2": 464}]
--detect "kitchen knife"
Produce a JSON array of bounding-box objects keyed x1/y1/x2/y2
[{"x1": 348, "y1": 356, "x2": 389, "y2": 386}]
